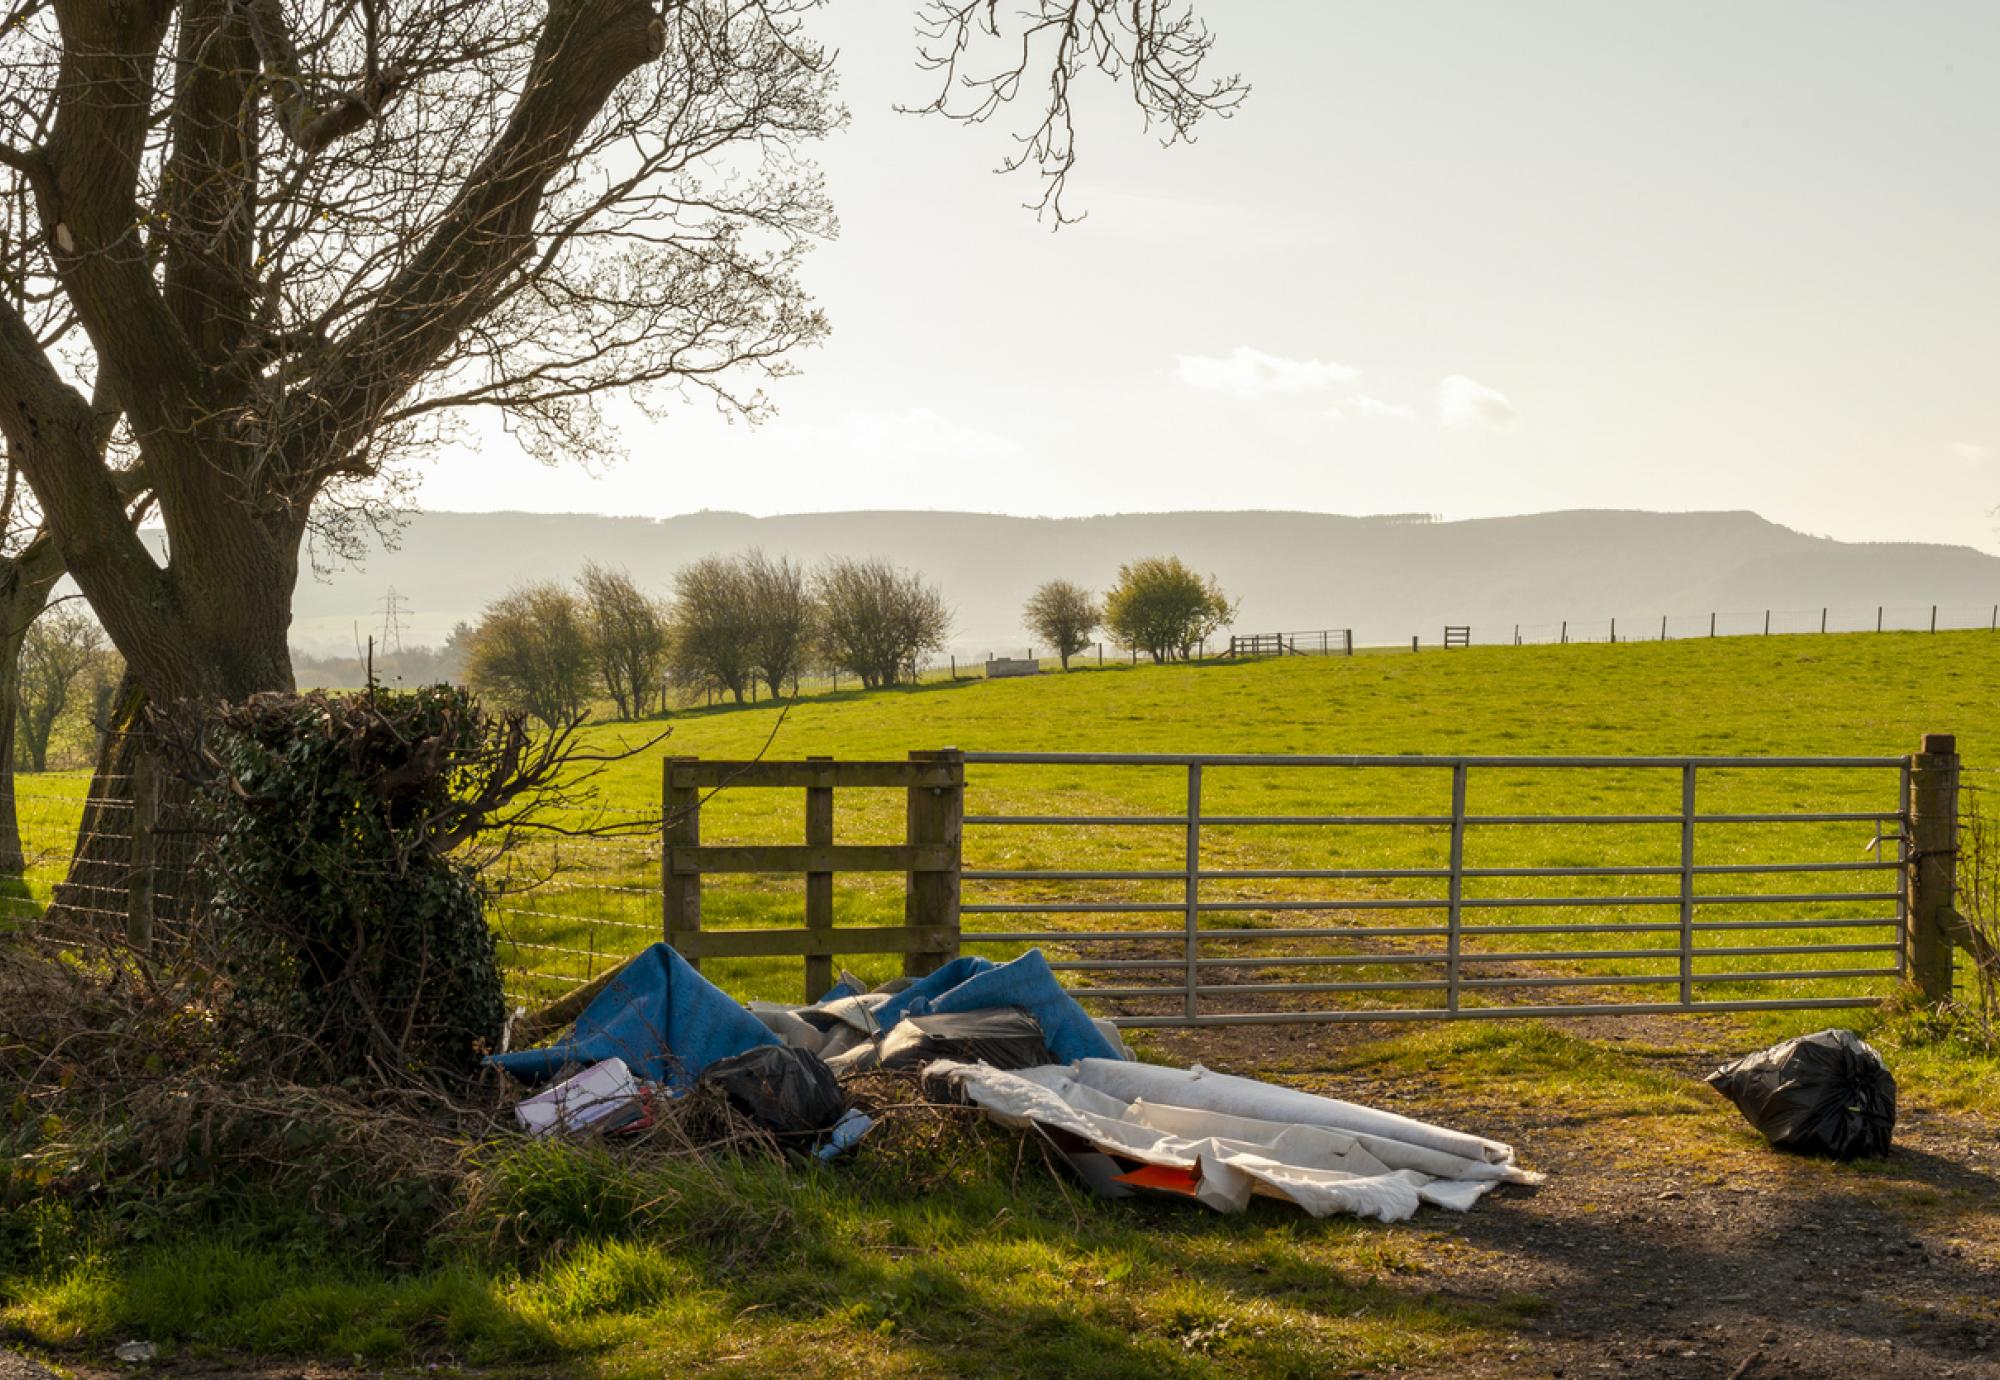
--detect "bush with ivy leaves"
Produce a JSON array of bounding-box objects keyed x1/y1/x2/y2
[{"x1": 191, "y1": 684, "x2": 512, "y2": 1082}]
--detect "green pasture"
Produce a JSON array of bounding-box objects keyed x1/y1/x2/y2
[{"x1": 462, "y1": 630, "x2": 1997, "y2": 1016}]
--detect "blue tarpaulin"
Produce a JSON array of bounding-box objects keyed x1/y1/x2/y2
[
  {"x1": 877, "y1": 950, "x2": 1123, "y2": 1064},
  {"x1": 493, "y1": 944, "x2": 1120, "y2": 1088},
  {"x1": 490, "y1": 943, "x2": 779, "y2": 1089}
]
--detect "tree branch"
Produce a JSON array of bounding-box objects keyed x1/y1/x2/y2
[{"x1": 236, "y1": 0, "x2": 410, "y2": 153}]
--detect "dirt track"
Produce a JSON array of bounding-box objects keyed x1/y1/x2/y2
[{"x1": 1152, "y1": 1017, "x2": 2000, "y2": 1379}]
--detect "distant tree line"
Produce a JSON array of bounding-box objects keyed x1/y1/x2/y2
[{"x1": 460, "y1": 554, "x2": 952, "y2": 726}]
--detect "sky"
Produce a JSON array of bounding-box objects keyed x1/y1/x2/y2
[{"x1": 412, "y1": 1, "x2": 2000, "y2": 553}]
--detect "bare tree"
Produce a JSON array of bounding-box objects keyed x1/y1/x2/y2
[
  {"x1": 578, "y1": 563, "x2": 669, "y2": 720},
  {"x1": 0, "y1": 1, "x2": 1239, "y2": 897},
  {"x1": 1023, "y1": 579, "x2": 1100, "y2": 669},
  {"x1": 1103, "y1": 556, "x2": 1234, "y2": 662},
  {"x1": 669, "y1": 555, "x2": 757, "y2": 704},
  {"x1": 15, "y1": 604, "x2": 107, "y2": 773},
  {"x1": 743, "y1": 549, "x2": 815, "y2": 699},
  {"x1": 817, "y1": 557, "x2": 951, "y2": 689},
  {"x1": 463, "y1": 583, "x2": 593, "y2": 730}
]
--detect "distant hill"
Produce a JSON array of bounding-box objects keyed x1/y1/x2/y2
[{"x1": 285, "y1": 508, "x2": 2000, "y2": 656}]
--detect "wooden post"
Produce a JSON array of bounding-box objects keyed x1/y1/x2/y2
[
  {"x1": 1763, "y1": 609, "x2": 1770, "y2": 635},
  {"x1": 1906, "y1": 733, "x2": 1959, "y2": 1004},
  {"x1": 1820, "y1": 607, "x2": 1827, "y2": 635},
  {"x1": 803, "y1": 755, "x2": 835, "y2": 1002},
  {"x1": 904, "y1": 749, "x2": 964, "y2": 977},
  {"x1": 1931, "y1": 604, "x2": 1938, "y2": 633},
  {"x1": 1660, "y1": 614, "x2": 1667, "y2": 641},
  {"x1": 1709, "y1": 611, "x2": 1716, "y2": 638},
  {"x1": 1877, "y1": 606, "x2": 1883, "y2": 633},
  {"x1": 663, "y1": 756, "x2": 702, "y2": 967},
  {"x1": 1610, "y1": 616, "x2": 1616, "y2": 643},
  {"x1": 1561, "y1": 620, "x2": 1567, "y2": 644},
  {"x1": 1411, "y1": 635, "x2": 1419, "y2": 653}
]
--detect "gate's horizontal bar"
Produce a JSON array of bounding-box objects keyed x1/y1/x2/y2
[
  {"x1": 962, "y1": 929, "x2": 1188, "y2": 943},
  {"x1": 669, "y1": 844, "x2": 954, "y2": 873},
  {"x1": 966, "y1": 924, "x2": 1456, "y2": 943},
  {"x1": 671, "y1": 761, "x2": 959, "y2": 789},
  {"x1": 1461, "y1": 860, "x2": 1896, "y2": 878},
  {"x1": 1175, "y1": 979, "x2": 1457, "y2": 998},
  {"x1": 665, "y1": 924, "x2": 956, "y2": 959},
  {"x1": 1691, "y1": 916, "x2": 1899, "y2": 931},
  {"x1": 1097, "y1": 996, "x2": 1887, "y2": 1027},
  {"x1": 964, "y1": 869, "x2": 1193, "y2": 881},
  {"x1": 963, "y1": 810, "x2": 1901, "y2": 828},
  {"x1": 1453, "y1": 967, "x2": 1902, "y2": 991},
  {"x1": 961, "y1": 902, "x2": 1188, "y2": 914},
  {"x1": 963, "y1": 752, "x2": 1905, "y2": 768}
]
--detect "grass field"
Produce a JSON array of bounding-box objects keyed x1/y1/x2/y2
[
  {"x1": 458, "y1": 631, "x2": 1998, "y2": 1021},
  {"x1": 6, "y1": 630, "x2": 1999, "y2": 1378}
]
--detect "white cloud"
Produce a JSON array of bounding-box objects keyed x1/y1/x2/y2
[
  {"x1": 1435, "y1": 374, "x2": 1520, "y2": 432},
  {"x1": 1953, "y1": 441, "x2": 1989, "y2": 467},
  {"x1": 1176, "y1": 346, "x2": 1361, "y2": 399},
  {"x1": 1331, "y1": 395, "x2": 1418, "y2": 422}
]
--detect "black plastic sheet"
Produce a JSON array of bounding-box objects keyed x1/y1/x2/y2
[
  {"x1": 701, "y1": 1045, "x2": 846, "y2": 1135},
  {"x1": 1706, "y1": 1028, "x2": 1896, "y2": 1160}
]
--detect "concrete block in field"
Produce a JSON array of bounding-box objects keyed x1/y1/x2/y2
[{"x1": 985, "y1": 658, "x2": 1041, "y2": 679}]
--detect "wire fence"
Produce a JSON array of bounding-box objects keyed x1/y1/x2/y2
[{"x1": 1242, "y1": 602, "x2": 2000, "y2": 654}]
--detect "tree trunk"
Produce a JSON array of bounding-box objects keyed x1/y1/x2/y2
[{"x1": 46, "y1": 567, "x2": 299, "y2": 935}]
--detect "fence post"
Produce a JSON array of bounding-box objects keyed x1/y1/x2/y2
[
  {"x1": 663, "y1": 756, "x2": 703, "y2": 968},
  {"x1": 1561, "y1": 620, "x2": 1567, "y2": 644},
  {"x1": 1877, "y1": 606, "x2": 1883, "y2": 633},
  {"x1": 1660, "y1": 614, "x2": 1667, "y2": 642},
  {"x1": 1763, "y1": 610, "x2": 1770, "y2": 635},
  {"x1": 804, "y1": 755, "x2": 835, "y2": 1002},
  {"x1": 905, "y1": 748, "x2": 963, "y2": 977},
  {"x1": 1906, "y1": 733, "x2": 1959, "y2": 1004},
  {"x1": 1821, "y1": 607, "x2": 1827, "y2": 635},
  {"x1": 1411, "y1": 635, "x2": 1418, "y2": 653},
  {"x1": 1610, "y1": 616, "x2": 1616, "y2": 643},
  {"x1": 1931, "y1": 604, "x2": 1938, "y2": 634},
  {"x1": 1709, "y1": 611, "x2": 1715, "y2": 638}
]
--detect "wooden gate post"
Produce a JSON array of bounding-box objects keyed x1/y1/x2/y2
[
  {"x1": 804, "y1": 756, "x2": 835, "y2": 1002},
  {"x1": 1907, "y1": 733, "x2": 1960, "y2": 1003},
  {"x1": 663, "y1": 755, "x2": 702, "y2": 968},
  {"x1": 905, "y1": 748, "x2": 964, "y2": 977}
]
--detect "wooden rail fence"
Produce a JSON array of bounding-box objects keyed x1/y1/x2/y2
[{"x1": 663, "y1": 751, "x2": 964, "y2": 1001}]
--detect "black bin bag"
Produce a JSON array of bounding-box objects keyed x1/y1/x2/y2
[
  {"x1": 701, "y1": 1045, "x2": 845, "y2": 1135},
  {"x1": 1705, "y1": 1028, "x2": 1896, "y2": 1160},
  {"x1": 876, "y1": 1007, "x2": 1054, "y2": 1071}
]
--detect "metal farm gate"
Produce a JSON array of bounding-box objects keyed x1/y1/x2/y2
[
  {"x1": 629, "y1": 737, "x2": 1959, "y2": 1028},
  {"x1": 952, "y1": 746, "x2": 1950, "y2": 1027}
]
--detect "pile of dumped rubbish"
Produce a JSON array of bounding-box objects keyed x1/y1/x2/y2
[{"x1": 491, "y1": 944, "x2": 1541, "y2": 1221}]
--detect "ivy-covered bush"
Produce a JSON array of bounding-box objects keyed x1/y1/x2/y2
[{"x1": 191, "y1": 685, "x2": 513, "y2": 1082}]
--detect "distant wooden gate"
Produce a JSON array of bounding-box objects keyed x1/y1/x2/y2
[{"x1": 663, "y1": 751, "x2": 964, "y2": 1000}]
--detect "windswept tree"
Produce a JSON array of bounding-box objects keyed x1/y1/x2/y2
[
  {"x1": 669, "y1": 555, "x2": 757, "y2": 704},
  {"x1": 578, "y1": 564, "x2": 669, "y2": 720},
  {"x1": 1103, "y1": 557, "x2": 1235, "y2": 663},
  {"x1": 743, "y1": 549, "x2": 816, "y2": 699},
  {"x1": 1023, "y1": 579, "x2": 1100, "y2": 670},
  {"x1": 0, "y1": 1, "x2": 1241, "y2": 896},
  {"x1": 817, "y1": 557, "x2": 951, "y2": 689},
  {"x1": 463, "y1": 583, "x2": 593, "y2": 729}
]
